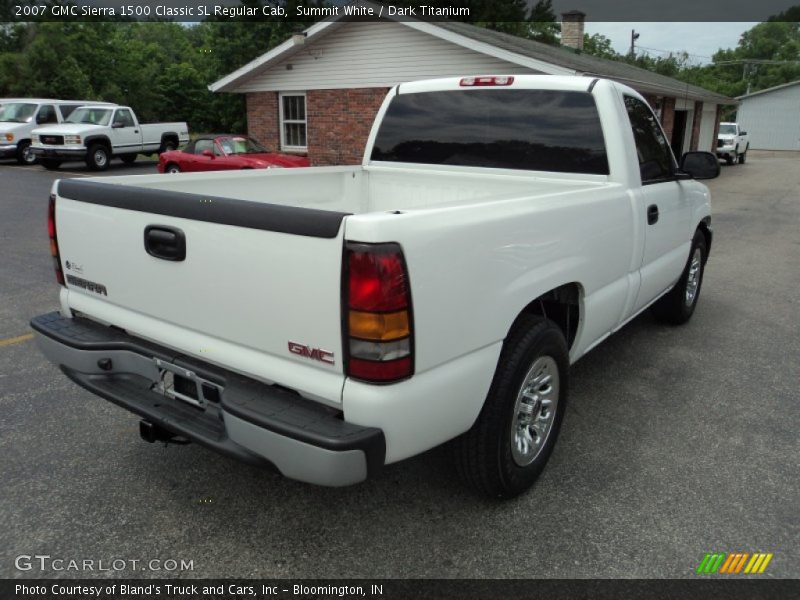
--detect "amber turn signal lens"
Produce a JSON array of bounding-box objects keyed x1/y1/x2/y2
[{"x1": 348, "y1": 310, "x2": 409, "y2": 341}]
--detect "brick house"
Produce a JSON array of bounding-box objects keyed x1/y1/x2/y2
[{"x1": 210, "y1": 12, "x2": 735, "y2": 165}]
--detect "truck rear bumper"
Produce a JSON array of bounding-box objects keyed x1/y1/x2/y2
[{"x1": 30, "y1": 312, "x2": 385, "y2": 487}]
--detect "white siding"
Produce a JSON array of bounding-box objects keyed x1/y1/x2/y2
[
  {"x1": 234, "y1": 22, "x2": 539, "y2": 92},
  {"x1": 697, "y1": 104, "x2": 718, "y2": 153},
  {"x1": 737, "y1": 84, "x2": 800, "y2": 151}
]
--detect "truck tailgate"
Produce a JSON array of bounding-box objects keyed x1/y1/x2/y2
[{"x1": 54, "y1": 178, "x2": 349, "y2": 404}]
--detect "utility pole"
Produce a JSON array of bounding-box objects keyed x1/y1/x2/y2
[{"x1": 629, "y1": 29, "x2": 640, "y2": 57}]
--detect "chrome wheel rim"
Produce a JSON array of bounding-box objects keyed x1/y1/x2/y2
[
  {"x1": 167, "y1": 166, "x2": 179, "y2": 174},
  {"x1": 94, "y1": 150, "x2": 107, "y2": 167},
  {"x1": 685, "y1": 248, "x2": 702, "y2": 307},
  {"x1": 511, "y1": 356, "x2": 559, "y2": 467},
  {"x1": 22, "y1": 145, "x2": 35, "y2": 164}
]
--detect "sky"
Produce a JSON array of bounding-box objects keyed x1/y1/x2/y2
[{"x1": 583, "y1": 22, "x2": 759, "y2": 64}]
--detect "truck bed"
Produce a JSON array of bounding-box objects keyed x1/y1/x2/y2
[
  {"x1": 52, "y1": 164, "x2": 615, "y2": 407},
  {"x1": 83, "y1": 163, "x2": 610, "y2": 214}
]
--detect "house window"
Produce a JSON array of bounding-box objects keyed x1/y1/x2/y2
[{"x1": 279, "y1": 93, "x2": 307, "y2": 151}]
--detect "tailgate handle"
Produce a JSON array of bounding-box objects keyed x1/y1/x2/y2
[{"x1": 144, "y1": 225, "x2": 186, "y2": 261}]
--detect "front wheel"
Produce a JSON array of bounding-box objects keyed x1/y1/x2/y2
[
  {"x1": 651, "y1": 230, "x2": 707, "y2": 325},
  {"x1": 17, "y1": 140, "x2": 37, "y2": 165},
  {"x1": 454, "y1": 314, "x2": 569, "y2": 499},
  {"x1": 738, "y1": 146, "x2": 748, "y2": 164},
  {"x1": 86, "y1": 144, "x2": 110, "y2": 171}
]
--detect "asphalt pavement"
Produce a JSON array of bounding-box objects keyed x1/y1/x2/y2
[{"x1": 1, "y1": 153, "x2": 798, "y2": 579}]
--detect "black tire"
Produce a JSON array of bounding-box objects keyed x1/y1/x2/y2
[
  {"x1": 159, "y1": 139, "x2": 177, "y2": 154},
  {"x1": 164, "y1": 163, "x2": 181, "y2": 174},
  {"x1": 120, "y1": 153, "x2": 137, "y2": 164},
  {"x1": 86, "y1": 143, "x2": 110, "y2": 171},
  {"x1": 651, "y1": 229, "x2": 708, "y2": 325},
  {"x1": 725, "y1": 154, "x2": 734, "y2": 166},
  {"x1": 41, "y1": 159, "x2": 61, "y2": 171},
  {"x1": 16, "y1": 140, "x2": 37, "y2": 165},
  {"x1": 454, "y1": 314, "x2": 569, "y2": 499}
]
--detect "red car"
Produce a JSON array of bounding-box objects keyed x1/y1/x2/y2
[{"x1": 158, "y1": 134, "x2": 309, "y2": 173}]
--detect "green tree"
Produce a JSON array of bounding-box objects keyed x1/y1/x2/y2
[{"x1": 582, "y1": 33, "x2": 618, "y2": 60}]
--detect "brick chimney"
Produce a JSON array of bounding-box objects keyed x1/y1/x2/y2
[{"x1": 561, "y1": 10, "x2": 586, "y2": 51}]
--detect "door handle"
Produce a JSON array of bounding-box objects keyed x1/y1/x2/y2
[
  {"x1": 144, "y1": 225, "x2": 186, "y2": 261},
  {"x1": 647, "y1": 204, "x2": 659, "y2": 225}
]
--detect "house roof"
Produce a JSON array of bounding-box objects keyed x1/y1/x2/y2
[
  {"x1": 210, "y1": 14, "x2": 734, "y2": 105},
  {"x1": 736, "y1": 79, "x2": 800, "y2": 100},
  {"x1": 435, "y1": 22, "x2": 735, "y2": 105}
]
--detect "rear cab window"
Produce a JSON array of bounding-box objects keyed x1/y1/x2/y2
[{"x1": 371, "y1": 89, "x2": 609, "y2": 175}]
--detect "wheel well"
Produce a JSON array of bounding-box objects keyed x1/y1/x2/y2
[
  {"x1": 85, "y1": 136, "x2": 111, "y2": 150},
  {"x1": 161, "y1": 133, "x2": 178, "y2": 145},
  {"x1": 515, "y1": 283, "x2": 582, "y2": 350},
  {"x1": 698, "y1": 219, "x2": 712, "y2": 258}
]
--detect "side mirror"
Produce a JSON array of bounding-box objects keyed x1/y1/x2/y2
[
  {"x1": 740, "y1": 131, "x2": 747, "y2": 136},
  {"x1": 202, "y1": 149, "x2": 214, "y2": 158},
  {"x1": 680, "y1": 151, "x2": 720, "y2": 180}
]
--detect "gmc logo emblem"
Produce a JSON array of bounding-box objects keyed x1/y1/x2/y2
[{"x1": 288, "y1": 341, "x2": 334, "y2": 365}]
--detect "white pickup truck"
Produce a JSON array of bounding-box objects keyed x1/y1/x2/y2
[
  {"x1": 32, "y1": 76, "x2": 719, "y2": 498},
  {"x1": 716, "y1": 122, "x2": 749, "y2": 165},
  {"x1": 31, "y1": 105, "x2": 189, "y2": 171}
]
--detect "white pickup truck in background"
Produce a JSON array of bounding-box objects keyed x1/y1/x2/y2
[
  {"x1": 31, "y1": 105, "x2": 188, "y2": 170},
  {"x1": 32, "y1": 75, "x2": 719, "y2": 498},
  {"x1": 716, "y1": 122, "x2": 749, "y2": 165},
  {"x1": 0, "y1": 98, "x2": 115, "y2": 165}
]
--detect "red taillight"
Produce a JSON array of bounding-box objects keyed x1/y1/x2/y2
[
  {"x1": 348, "y1": 249, "x2": 408, "y2": 312},
  {"x1": 459, "y1": 75, "x2": 515, "y2": 87},
  {"x1": 348, "y1": 356, "x2": 412, "y2": 383},
  {"x1": 48, "y1": 194, "x2": 65, "y2": 286},
  {"x1": 344, "y1": 243, "x2": 413, "y2": 383}
]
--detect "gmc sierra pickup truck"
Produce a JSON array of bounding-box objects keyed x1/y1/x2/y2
[
  {"x1": 30, "y1": 104, "x2": 188, "y2": 171},
  {"x1": 32, "y1": 76, "x2": 719, "y2": 498}
]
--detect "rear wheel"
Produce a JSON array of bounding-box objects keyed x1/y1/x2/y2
[
  {"x1": 120, "y1": 153, "x2": 137, "y2": 164},
  {"x1": 159, "y1": 139, "x2": 177, "y2": 154},
  {"x1": 454, "y1": 314, "x2": 569, "y2": 499},
  {"x1": 16, "y1": 140, "x2": 37, "y2": 165},
  {"x1": 86, "y1": 143, "x2": 110, "y2": 171},
  {"x1": 651, "y1": 230, "x2": 707, "y2": 325},
  {"x1": 41, "y1": 159, "x2": 61, "y2": 171},
  {"x1": 165, "y1": 163, "x2": 181, "y2": 174}
]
